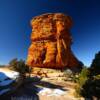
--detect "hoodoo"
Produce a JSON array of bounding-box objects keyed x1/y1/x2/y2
[{"x1": 26, "y1": 13, "x2": 80, "y2": 69}]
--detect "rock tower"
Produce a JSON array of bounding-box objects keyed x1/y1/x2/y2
[{"x1": 26, "y1": 13, "x2": 80, "y2": 69}]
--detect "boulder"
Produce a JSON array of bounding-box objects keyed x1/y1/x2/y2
[{"x1": 26, "y1": 13, "x2": 80, "y2": 69}]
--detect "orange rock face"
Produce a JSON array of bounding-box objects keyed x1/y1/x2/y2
[{"x1": 26, "y1": 13, "x2": 80, "y2": 69}]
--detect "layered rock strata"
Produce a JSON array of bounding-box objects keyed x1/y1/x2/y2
[{"x1": 26, "y1": 13, "x2": 80, "y2": 69}]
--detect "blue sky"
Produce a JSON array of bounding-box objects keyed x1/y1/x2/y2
[{"x1": 0, "y1": 0, "x2": 100, "y2": 66}]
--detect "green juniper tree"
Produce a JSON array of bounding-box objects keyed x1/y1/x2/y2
[
  {"x1": 9, "y1": 58, "x2": 30, "y2": 77},
  {"x1": 90, "y1": 51, "x2": 100, "y2": 76}
]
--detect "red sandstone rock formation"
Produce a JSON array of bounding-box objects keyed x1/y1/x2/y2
[{"x1": 26, "y1": 13, "x2": 80, "y2": 69}]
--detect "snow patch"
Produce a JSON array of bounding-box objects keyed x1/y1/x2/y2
[
  {"x1": 38, "y1": 88, "x2": 66, "y2": 96},
  {"x1": 0, "y1": 73, "x2": 8, "y2": 81},
  {"x1": 53, "y1": 89, "x2": 66, "y2": 95},
  {"x1": 0, "y1": 70, "x2": 19, "y2": 80},
  {"x1": 38, "y1": 88, "x2": 52, "y2": 95},
  {"x1": 0, "y1": 69, "x2": 19, "y2": 95}
]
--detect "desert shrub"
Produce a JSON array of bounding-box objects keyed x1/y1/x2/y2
[
  {"x1": 71, "y1": 74, "x2": 79, "y2": 83},
  {"x1": 63, "y1": 69, "x2": 74, "y2": 81},
  {"x1": 64, "y1": 69, "x2": 73, "y2": 77},
  {"x1": 9, "y1": 58, "x2": 30, "y2": 76},
  {"x1": 75, "y1": 67, "x2": 89, "y2": 97},
  {"x1": 76, "y1": 67, "x2": 89, "y2": 85}
]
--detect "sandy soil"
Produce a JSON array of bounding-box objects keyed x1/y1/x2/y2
[{"x1": 0, "y1": 67, "x2": 84, "y2": 100}]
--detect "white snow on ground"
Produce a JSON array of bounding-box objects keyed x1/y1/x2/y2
[
  {"x1": 0, "y1": 88, "x2": 10, "y2": 95},
  {"x1": 38, "y1": 88, "x2": 66, "y2": 96},
  {"x1": 0, "y1": 69, "x2": 19, "y2": 95},
  {"x1": 38, "y1": 88, "x2": 52, "y2": 95},
  {"x1": 0, "y1": 73, "x2": 8, "y2": 81},
  {"x1": 0, "y1": 80, "x2": 14, "y2": 86},
  {"x1": 53, "y1": 89, "x2": 66, "y2": 95},
  {"x1": 0, "y1": 69, "x2": 19, "y2": 80}
]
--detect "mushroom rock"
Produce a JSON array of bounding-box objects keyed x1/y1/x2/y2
[{"x1": 26, "y1": 13, "x2": 81, "y2": 69}]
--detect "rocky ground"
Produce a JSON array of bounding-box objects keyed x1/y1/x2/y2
[{"x1": 0, "y1": 67, "x2": 84, "y2": 100}]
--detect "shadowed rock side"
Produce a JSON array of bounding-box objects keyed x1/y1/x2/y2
[{"x1": 26, "y1": 13, "x2": 80, "y2": 69}]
